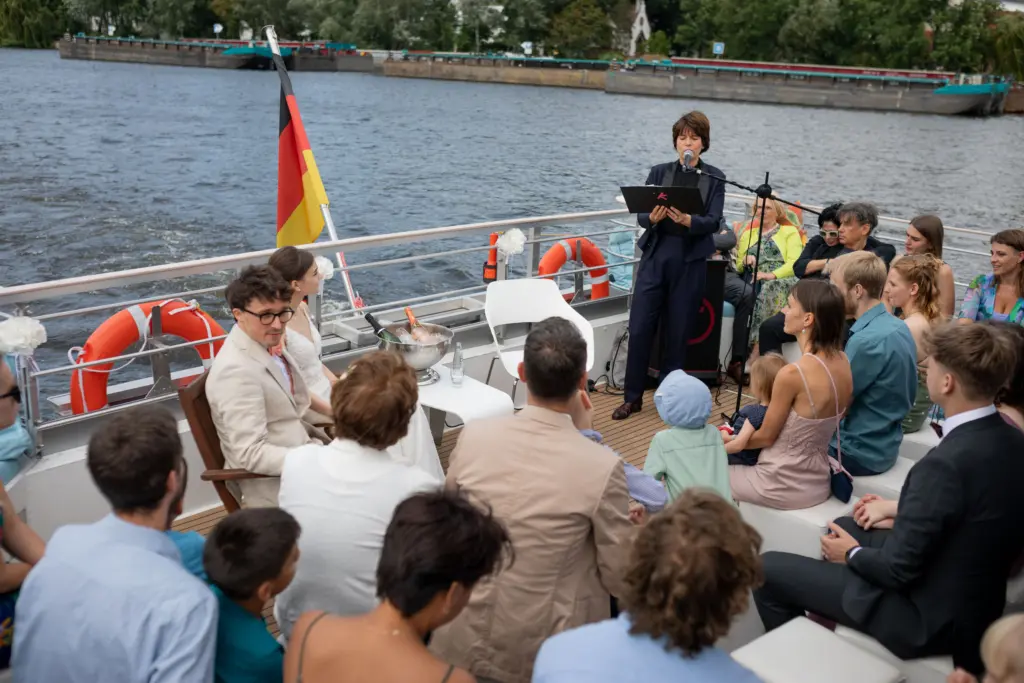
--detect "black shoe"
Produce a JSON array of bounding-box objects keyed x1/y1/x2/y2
[{"x1": 612, "y1": 400, "x2": 642, "y2": 420}]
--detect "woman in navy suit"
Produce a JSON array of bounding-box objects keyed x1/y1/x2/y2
[{"x1": 613, "y1": 111, "x2": 726, "y2": 420}]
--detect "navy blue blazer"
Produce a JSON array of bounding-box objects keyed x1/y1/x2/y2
[{"x1": 636, "y1": 159, "x2": 726, "y2": 263}]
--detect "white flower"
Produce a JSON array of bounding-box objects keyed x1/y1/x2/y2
[
  {"x1": 0, "y1": 316, "x2": 47, "y2": 355},
  {"x1": 496, "y1": 228, "x2": 526, "y2": 257},
  {"x1": 315, "y1": 255, "x2": 335, "y2": 281}
]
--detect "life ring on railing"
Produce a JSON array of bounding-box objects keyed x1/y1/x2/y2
[
  {"x1": 537, "y1": 238, "x2": 610, "y2": 301},
  {"x1": 69, "y1": 300, "x2": 226, "y2": 415}
]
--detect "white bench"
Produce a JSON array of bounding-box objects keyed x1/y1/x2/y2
[
  {"x1": 739, "y1": 496, "x2": 857, "y2": 559},
  {"x1": 835, "y1": 625, "x2": 953, "y2": 683},
  {"x1": 899, "y1": 425, "x2": 940, "y2": 462},
  {"x1": 732, "y1": 617, "x2": 903, "y2": 683},
  {"x1": 853, "y1": 456, "x2": 915, "y2": 500}
]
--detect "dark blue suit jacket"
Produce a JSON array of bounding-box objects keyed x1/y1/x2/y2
[{"x1": 636, "y1": 159, "x2": 726, "y2": 263}]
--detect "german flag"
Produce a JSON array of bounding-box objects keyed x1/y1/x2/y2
[{"x1": 273, "y1": 53, "x2": 329, "y2": 247}]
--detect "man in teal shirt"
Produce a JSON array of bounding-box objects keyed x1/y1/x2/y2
[{"x1": 829, "y1": 251, "x2": 917, "y2": 475}]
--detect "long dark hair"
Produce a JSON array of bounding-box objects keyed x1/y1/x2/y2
[{"x1": 909, "y1": 215, "x2": 945, "y2": 259}]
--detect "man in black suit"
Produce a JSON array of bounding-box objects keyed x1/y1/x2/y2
[
  {"x1": 753, "y1": 321, "x2": 1024, "y2": 675},
  {"x1": 613, "y1": 111, "x2": 726, "y2": 420}
]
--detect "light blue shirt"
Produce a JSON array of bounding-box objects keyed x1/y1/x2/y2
[
  {"x1": 12, "y1": 514, "x2": 218, "y2": 683},
  {"x1": 830, "y1": 303, "x2": 917, "y2": 474},
  {"x1": 532, "y1": 613, "x2": 763, "y2": 683}
]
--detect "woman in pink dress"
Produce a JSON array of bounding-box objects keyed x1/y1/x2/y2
[{"x1": 729, "y1": 279, "x2": 853, "y2": 510}]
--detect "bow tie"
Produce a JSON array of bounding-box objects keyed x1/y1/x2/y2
[{"x1": 269, "y1": 344, "x2": 285, "y2": 358}]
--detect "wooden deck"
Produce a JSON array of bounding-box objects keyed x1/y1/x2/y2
[{"x1": 173, "y1": 383, "x2": 754, "y2": 635}]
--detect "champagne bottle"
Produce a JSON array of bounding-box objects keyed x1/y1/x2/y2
[
  {"x1": 404, "y1": 306, "x2": 432, "y2": 342},
  {"x1": 364, "y1": 312, "x2": 401, "y2": 343}
]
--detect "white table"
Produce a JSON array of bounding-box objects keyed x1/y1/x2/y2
[{"x1": 418, "y1": 363, "x2": 515, "y2": 443}]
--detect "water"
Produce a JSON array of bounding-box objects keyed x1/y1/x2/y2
[{"x1": 2, "y1": 47, "x2": 1023, "y2": 399}]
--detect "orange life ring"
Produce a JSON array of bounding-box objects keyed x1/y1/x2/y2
[
  {"x1": 70, "y1": 300, "x2": 226, "y2": 414},
  {"x1": 537, "y1": 238, "x2": 610, "y2": 301}
]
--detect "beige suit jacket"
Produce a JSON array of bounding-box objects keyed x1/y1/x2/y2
[
  {"x1": 429, "y1": 405, "x2": 634, "y2": 683},
  {"x1": 206, "y1": 326, "x2": 326, "y2": 507}
]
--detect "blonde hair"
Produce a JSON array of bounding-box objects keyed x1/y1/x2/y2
[
  {"x1": 750, "y1": 197, "x2": 793, "y2": 226},
  {"x1": 981, "y1": 614, "x2": 1024, "y2": 681},
  {"x1": 750, "y1": 354, "x2": 786, "y2": 403},
  {"x1": 891, "y1": 254, "x2": 942, "y2": 321},
  {"x1": 829, "y1": 251, "x2": 888, "y2": 300}
]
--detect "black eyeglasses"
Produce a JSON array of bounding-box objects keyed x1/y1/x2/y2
[
  {"x1": 0, "y1": 385, "x2": 21, "y2": 403},
  {"x1": 242, "y1": 307, "x2": 294, "y2": 325}
]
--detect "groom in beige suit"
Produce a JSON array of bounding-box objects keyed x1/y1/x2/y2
[
  {"x1": 207, "y1": 265, "x2": 328, "y2": 508},
  {"x1": 430, "y1": 317, "x2": 636, "y2": 683}
]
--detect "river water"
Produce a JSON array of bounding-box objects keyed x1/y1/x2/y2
[{"x1": 1, "y1": 47, "x2": 1023, "y2": 397}]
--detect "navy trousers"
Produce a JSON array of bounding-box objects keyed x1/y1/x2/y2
[{"x1": 624, "y1": 237, "x2": 707, "y2": 404}]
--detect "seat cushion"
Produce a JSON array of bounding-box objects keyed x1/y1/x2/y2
[
  {"x1": 732, "y1": 617, "x2": 903, "y2": 683},
  {"x1": 834, "y1": 626, "x2": 953, "y2": 683},
  {"x1": 899, "y1": 426, "x2": 940, "y2": 462},
  {"x1": 723, "y1": 300, "x2": 736, "y2": 318},
  {"x1": 852, "y1": 457, "x2": 915, "y2": 500},
  {"x1": 739, "y1": 497, "x2": 857, "y2": 558}
]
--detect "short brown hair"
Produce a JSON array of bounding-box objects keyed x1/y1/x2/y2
[
  {"x1": 750, "y1": 354, "x2": 786, "y2": 402},
  {"x1": 831, "y1": 250, "x2": 888, "y2": 300},
  {"x1": 927, "y1": 321, "x2": 1018, "y2": 402},
  {"x1": 986, "y1": 321, "x2": 1024, "y2": 411},
  {"x1": 671, "y1": 111, "x2": 710, "y2": 153},
  {"x1": 225, "y1": 265, "x2": 292, "y2": 311},
  {"x1": 621, "y1": 489, "x2": 762, "y2": 656},
  {"x1": 789, "y1": 279, "x2": 846, "y2": 354},
  {"x1": 331, "y1": 351, "x2": 418, "y2": 450}
]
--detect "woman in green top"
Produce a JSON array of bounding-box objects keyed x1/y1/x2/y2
[
  {"x1": 734, "y1": 197, "x2": 806, "y2": 354},
  {"x1": 883, "y1": 254, "x2": 944, "y2": 433}
]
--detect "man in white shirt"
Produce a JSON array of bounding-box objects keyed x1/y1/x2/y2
[{"x1": 207, "y1": 265, "x2": 328, "y2": 508}]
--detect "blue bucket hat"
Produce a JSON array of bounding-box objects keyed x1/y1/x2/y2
[{"x1": 654, "y1": 370, "x2": 712, "y2": 429}]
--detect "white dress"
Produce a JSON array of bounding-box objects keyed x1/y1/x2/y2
[
  {"x1": 286, "y1": 305, "x2": 445, "y2": 483},
  {"x1": 275, "y1": 439, "x2": 441, "y2": 641}
]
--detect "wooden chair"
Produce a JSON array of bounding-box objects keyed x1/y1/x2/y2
[{"x1": 177, "y1": 372, "x2": 267, "y2": 513}]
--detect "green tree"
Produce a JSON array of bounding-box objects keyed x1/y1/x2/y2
[
  {"x1": 287, "y1": 0, "x2": 358, "y2": 40},
  {"x1": 147, "y1": 0, "x2": 221, "y2": 38},
  {"x1": 0, "y1": 0, "x2": 71, "y2": 47},
  {"x1": 499, "y1": 0, "x2": 549, "y2": 48},
  {"x1": 713, "y1": 0, "x2": 795, "y2": 60},
  {"x1": 548, "y1": 0, "x2": 611, "y2": 57},
  {"x1": 777, "y1": 0, "x2": 841, "y2": 64},
  {"x1": 643, "y1": 29, "x2": 671, "y2": 55},
  {"x1": 672, "y1": 0, "x2": 718, "y2": 57},
  {"x1": 929, "y1": 0, "x2": 1000, "y2": 72},
  {"x1": 993, "y1": 12, "x2": 1024, "y2": 80}
]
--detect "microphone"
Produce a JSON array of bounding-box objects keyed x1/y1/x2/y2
[{"x1": 682, "y1": 149, "x2": 694, "y2": 170}]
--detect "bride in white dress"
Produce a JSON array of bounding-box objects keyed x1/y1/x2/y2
[{"x1": 269, "y1": 247, "x2": 443, "y2": 481}]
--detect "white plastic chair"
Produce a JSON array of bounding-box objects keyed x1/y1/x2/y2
[{"x1": 484, "y1": 279, "x2": 595, "y2": 404}]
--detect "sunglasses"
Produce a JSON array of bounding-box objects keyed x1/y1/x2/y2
[
  {"x1": 0, "y1": 385, "x2": 21, "y2": 403},
  {"x1": 821, "y1": 230, "x2": 839, "y2": 238}
]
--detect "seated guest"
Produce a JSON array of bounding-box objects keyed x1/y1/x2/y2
[
  {"x1": 205, "y1": 508, "x2": 301, "y2": 683},
  {"x1": 724, "y1": 197, "x2": 804, "y2": 371},
  {"x1": 758, "y1": 201, "x2": 896, "y2": 356},
  {"x1": 0, "y1": 357, "x2": 29, "y2": 484},
  {"x1": 0, "y1": 414, "x2": 45, "y2": 668},
  {"x1": 828, "y1": 251, "x2": 916, "y2": 475},
  {"x1": 643, "y1": 370, "x2": 731, "y2": 503},
  {"x1": 284, "y1": 490, "x2": 512, "y2": 683},
  {"x1": 959, "y1": 229, "x2": 1024, "y2": 325},
  {"x1": 735, "y1": 197, "x2": 805, "y2": 356},
  {"x1": 730, "y1": 280, "x2": 852, "y2": 510},
  {"x1": 532, "y1": 489, "x2": 763, "y2": 683},
  {"x1": 754, "y1": 322, "x2": 1024, "y2": 676},
  {"x1": 207, "y1": 265, "x2": 329, "y2": 508},
  {"x1": 269, "y1": 248, "x2": 442, "y2": 481},
  {"x1": 883, "y1": 255, "x2": 945, "y2": 433},
  {"x1": 13, "y1": 406, "x2": 217, "y2": 681},
  {"x1": 990, "y1": 321, "x2": 1024, "y2": 430},
  {"x1": 431, "y1": 317, "x2": 636, "y2": 683},
  {"x1": 948, "y1": 614, "x2": 1024, "y2": 683},
  {"x1": 723, "y1": 353, "x2": 787, "y2": 466},
  {"x1": 897, "y1": 215, "x2": 956, "y2": 318},
  {"x1": 276, "y1": 351, "x2": 440, "y2": 641}
]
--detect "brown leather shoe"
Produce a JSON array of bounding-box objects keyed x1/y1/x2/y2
[
  {"x1": 611, "y1": 400, "x2": 642, "y2": 420},
  {"x1": 727, "y1": 361, "x2": 749, "y2": 386}
]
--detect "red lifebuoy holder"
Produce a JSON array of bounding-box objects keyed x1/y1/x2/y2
[
  {"x1": 70, "y1": 300, "x2": 226, "y2": 414},
  {"x1": 537, "y1": 238, "x2": 610, "y2": 301}
]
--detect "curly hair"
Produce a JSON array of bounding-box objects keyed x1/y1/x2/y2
[
  {"x1": 331, "y1": 351, "x2": 418, "y2": 450},
  {"x1": 891, "y1": 254, "x2": 942, "y2": 322},
  {"x1": 621, "y1": 489, "x2": 762, "y2": 656}
]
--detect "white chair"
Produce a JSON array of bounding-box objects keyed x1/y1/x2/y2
[
  {"x1": 900, "y1": 425, "x2": 940, "y2": 462},
  {"x1": 483, "y1": 279, "x2": 595, "y2": 404},
  {"x1": 739, "y1": 497, "x2": 858, "y2": 559},
  {"x1": 853, "y1": 456, "x2": 915, "y2": 500},
  {"x1": 732, "y1": 617, "x2": 903, "y2": 683},
  {"x1": 834, "y1": 625, "x2": 953, "y2": 683}
]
